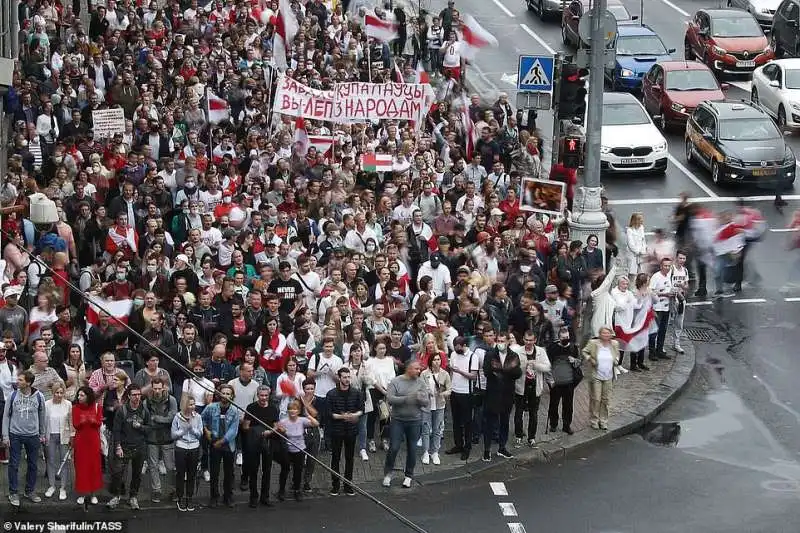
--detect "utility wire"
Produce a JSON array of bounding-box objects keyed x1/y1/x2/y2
[{"x1": 4, "y1": 227, "x2": 428, "y2": 533}]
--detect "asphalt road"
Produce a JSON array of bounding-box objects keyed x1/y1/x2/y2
[{"x1": 20, "y1": 345, "x2": 800, "y2": 533}]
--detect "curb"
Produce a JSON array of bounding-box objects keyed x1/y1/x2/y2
[{"x1": 409, "y1": 341, "x2": 697, "y2": 487}]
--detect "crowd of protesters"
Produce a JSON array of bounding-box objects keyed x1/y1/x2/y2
[{"x1": 0, "y1": 0, "x2": 647, "y2": 514}]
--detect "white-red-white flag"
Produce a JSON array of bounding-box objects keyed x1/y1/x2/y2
[
  {"x1": 365, "y1": 13, "x2": 398, "y2": 42},
  {"x1": 294, "y1": 116, "x2": 310, "y2": 156},
  {"x1": 207, "y1": 91, "x2": 230, "y2": 124},
  {"x1": 273, "y1": 0, "x2": 298, "y2": 70},
  {"x1": 460, "y1": 14, "x2": 498, "y2": 60},
  {"x1": 414, "y1": 62, "x2": 430, "y2": 84},
  {"x1": 86, "y1": 297, "x2": 133, "y2": 328},
  {"x1": 393, "y1": 61, "x2": 404, "y2": 83},
  {"x1": 308, "y1": 135, "x2": 333, "y2": 160},
  {"x1": 460, "y1": 93, "x2": 476, "y2": 161}
]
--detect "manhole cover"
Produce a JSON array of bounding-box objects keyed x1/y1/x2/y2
[{"x1": 685, "y1": 327, "x2": 715, "y2": 342}]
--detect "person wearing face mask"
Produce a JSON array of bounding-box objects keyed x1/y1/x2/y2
[
  {"x1": 481, "y1": 330, "x2": 522, "y2": 461},
  {"x1": 103, "y1": 264, "x2": 135, "y2": 301},
  {"x1": 546, "y1": 327, "x2": 581, "y2": 435},
  {"x1": 174, "y1": 178, "x2": 200, "y2": 209}
]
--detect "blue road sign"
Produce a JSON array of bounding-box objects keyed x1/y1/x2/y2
[{"x1": 518, "y1": 55, "x2": 555, "y2": 92}]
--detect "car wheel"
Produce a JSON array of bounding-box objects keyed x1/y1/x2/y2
[
  {"x1": 778, "y1": 106, "x2": 787, "y2": 132},
  {"x1": 658, "y1": 108, "x2": 668, "y2": 131},
  {"x1": 685, "y1": 138, "x2": 694, "y2": 164},
  {"x1": 562, "y1": 24, "x2": 570, "y2": 46},
  {"x1": 712, "y1": 160, "x2": 723, "y2": 184},
  {"x1": 539, "y1": 0, "x2": 547, "y2": 21},
  {"x1": 684, "y1": 42, "x2": 694, "y2": 60},
  {"x1": 751, "y1": 87, "x2": 759, "y2": 105}
]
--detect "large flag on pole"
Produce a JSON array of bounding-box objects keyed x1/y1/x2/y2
[
  {"x1": 460, "y1": 14, "x2": 499, "y2": 60},
  {"x1": 273, "y1": 0, "x2": 299, "y2": 70},
  {"x1": 460, "y1": 93, "x2": 476, "y2": 161},
  {"x1": 207, "y1": 91, "x2": 230, "y2": 124},
  {"x1": 365, "y1": 13, "x2": 398, "y2": 42}
]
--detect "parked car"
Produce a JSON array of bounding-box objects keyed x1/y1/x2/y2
[
  {"x1": 642, "y1": 61, "x2": 727, "y2": 130},
  {"x1": 600, "y1": 92, "x2": 669, "y2": 174},
  {"x1": 605, "y1": 24, "x2": 675, "y2": 91},
  {"x1": 685, "y1": 9, "x2": 773, "y2": 75},
  {"x1": 751, "y1": 58, "x2": 800, "y2": 128},
  {"x1": 727, "y1": 0, "x2": 783, "y2": 32},
  {"x1": 685, "y1": 100, "x2": 795, "y2": 185},
  {"x1": 561, "y1": 0, "x2": 637, "y2": 48},
  {"x1": 771, "y1": 0, "x2": 800, "y2": 57},
  {"x1": 526, "y1": 0, "x2": 566, "y2": 21}
]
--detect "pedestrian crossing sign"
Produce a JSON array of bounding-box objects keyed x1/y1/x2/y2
[{"x1": 518, "y1": 55, "x2": 554, "y2": 92}]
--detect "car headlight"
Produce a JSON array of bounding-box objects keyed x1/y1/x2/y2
[
  {"x1": 655, "y1": 141, "x2": 667, "y2": 152},
  {"x1": 600, "y1": 145, "x2": 611, "y2": 154},
  {"x1": 620, "y1": 68, "x2": 635, "y2": 77},
  {"x1": 670, "y1": 102, "x2": 686, "y2": 114},
  {"x1": 713, "y1": 45, "x2": 727, "y2": 56},
  {"x1": 724, "y1": 156, "x2": 744, "y2": 166}
]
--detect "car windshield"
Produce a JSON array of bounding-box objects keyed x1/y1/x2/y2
[
  {"x1": 609, "y1": 5, "x2": 631, "y2": 20},
  {"x1": 785, "y1": 69, "x2": 800, "y2": 89},
  {"x1": 665, "y1": 69, "x2": 719, "y2": 91},
  {"x1": 719, "y1": 118, "x2": 781, "y2": 141},
  {"x1": 616, "y1": 35, "x2": 668, "y2": 56},
  {"x1": 711, "y1": 16, "x2": 763, "y2": 38},
  {"x1": 603, "y1": 103, "x2": 650, "y2": 126}
]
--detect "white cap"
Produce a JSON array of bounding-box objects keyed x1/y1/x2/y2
[{"x1": 175, "y1": 254, "x2": 189, "y2": 265}]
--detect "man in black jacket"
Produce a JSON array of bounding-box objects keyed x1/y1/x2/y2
[
  {"x1": 482, "y1": 331, "x2": 522, "y2": 462},
  {"x1": 144, "y1": 377, "x2": 178, "y2": 503},
  {"x1": 108, "y1": 384, "x2": 150, "y2": 510},
  {"x1": 326, "y1": 367, "x2": 364, "y2": 496}
]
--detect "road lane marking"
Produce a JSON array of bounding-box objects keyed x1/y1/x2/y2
[
  {"x1": 784, "y1": 297, "x2": 800, "y2": 301},
  {"x1": 659, "y1": 0, "x2": 689, "y2": 17},
  {"x1": 686, "y1": 301, "x2": 713, "y2": 306},
  {"x1": 507, "y1": 524, "x2": 527, "y2": 533},
  {"x1": 609, "y1": 194, "x2": 800, "y2": 205},
  {"x1": 667, "y1": 154, "x2": 719, "y2": 198},
  {"x1": 490, "y1": 482, "x2": 508, "y2": 495},
  {"x1": 732, "y1": 298, "x2": 767, "y2": 304},
  {"x1": 492, "y1": 0, "x2": 516, "y2": 17},
  {"x1": 770, "y1": 228, "x2": 798, "y2": 233},
  {"x1": 499, "y1": 502, "x2": 518, "y2": 516},
  {"x1": 520, "y1": 23, "x2": 557, "y2": 55}
]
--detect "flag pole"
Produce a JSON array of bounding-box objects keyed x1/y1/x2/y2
[
  {"x1": 204, "y1": 85, "x2": 212, "y2": 160},
  {"x1": 368, "y1": 37, "x2": 373, "y2": 83}
]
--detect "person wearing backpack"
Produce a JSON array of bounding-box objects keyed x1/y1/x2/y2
[
  {"x1": 0, "y1": 344, "x2": 18, "y2": 463},
  {"x1": 2, "y1": 370, "x2": 47, "y2": 507}
]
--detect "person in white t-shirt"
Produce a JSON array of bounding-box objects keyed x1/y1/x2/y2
[
  {"x1": 648, "y1": 257, "x2": 674, "y2": 361},
  {"x1": 445, "y1": 337, "x2": 478, "y2": 460},
  {"x1": 669, "y1": 251, "x2": 689, "y2": 355},
  {"x1": 307, "y1": 338, "x2": 344, "y2": 449},
  {"x1": 440, "y1": 32, "x2": 463, "y2": 81}
]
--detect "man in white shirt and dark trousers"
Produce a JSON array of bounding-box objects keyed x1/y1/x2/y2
[
  {"x1": 445, "y1": 337, "x2": 478, "y2": 460},
  {"x1": 670, "y1": 251, "x2": 689, "y2": 354},
  {"x1": 648, "y1": 257, "x2": 674, "y2": 361}
]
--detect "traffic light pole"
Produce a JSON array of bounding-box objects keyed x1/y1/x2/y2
[
  {"x1": 568, "y1": 0, "x2": 610, "y2": 274},
  {"x1": 550, "y1": 54, "x2": 563, "y2": 170}
]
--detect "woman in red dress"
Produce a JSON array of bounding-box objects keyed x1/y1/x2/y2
[{"x1": 72, "y1": 386, "x2": 104, "y2": 511}]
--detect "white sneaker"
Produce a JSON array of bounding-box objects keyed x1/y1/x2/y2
[
  {"x1": 90, "y1": 496, "x2": 98, "y2": 505},
  {"x1": 158, "y1": 460, "x2": 167, "y2": 475},
  {"x1": 514, "y1": 437, "x2": 523, "y2": 448},
  {"x1": 368, "y1": 440, "x2": 377, "y2": 452},
  {"x1": 431, "y1": 453, "x2": 441, "y2": 465},
  {"x1": 235, "y1": 452, "x2": 243, "y2": 466},
  {"x1": 416, "y1": 438, "x2": 422, "y2": 447},
  {"x1": 421, "y1": 452, "x2": 430, "y2": 465},
  {"x1": 141, "y1": 463, "x2": 148, "y2": 475},
  {"x1": 402, "y1": 476, "x2": 412, "y2": 488},
  {"x1": 203, "y1": 470, "x2": 210, "y2": 482},
  {"x1": 382, "y1": 439, "x2": 389, "y2": 451},
  {"x1": 382, "y1": 475, "x2": 392, "y2": 487},
  {"x1": 674, "y1": 345, "x2": 685, "y2": 354},
  {"x1": 59, "y1": 488, "x2": 67, "y2": 501},
  {"x1": 107, "y1": 496, "x2": 120, "y2": 509},
  {"x1": 360, "y1": 449, "x2": 369, "y2": 461},
  {"x1": 77, "y1": 496, "x2": 85, "y2": 505},
  {"x1": 129, "y1": 496, "x2": 140, "y2": 510},
  {"x1": 45, "y1": 486, "x2": 56, "y2": 498}
]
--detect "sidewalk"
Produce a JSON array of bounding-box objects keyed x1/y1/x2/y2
[{"x1": 0, "y1": 339, "x2": 694, "y2": 510}]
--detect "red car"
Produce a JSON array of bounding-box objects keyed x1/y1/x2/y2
[
  {"x1": 685, "y1": 9, "x2": 773, "y2": 75},
  {"x1": 641, "y1": 61, "x2": 727, "y2": 130}
]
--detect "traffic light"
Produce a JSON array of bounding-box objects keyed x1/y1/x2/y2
[
  {"x1": 563, "y1": 135, "x2": 582, "y2": 169},
  {"x1": 558, "y1": 63, "x2": 588, "y2": 121}
]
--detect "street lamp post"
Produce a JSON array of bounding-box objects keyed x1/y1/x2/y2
[{"x1": 568, "y1": 0, "x2": 610, "y2": 269}]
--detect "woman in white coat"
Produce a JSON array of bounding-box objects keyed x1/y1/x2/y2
[
  {"x1": 590, "y1": 264, "x2": 617, "y2": 339},
  {"x1": 611, "y1": 275, "x2": 638, "y2": 365},
  {"x1": 625, "y1": 212, "x2": 647, "y2": 275}
]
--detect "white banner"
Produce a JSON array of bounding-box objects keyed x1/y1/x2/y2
[
  {"x1": 273, "y1": 75, "x2": 433, "y2": 123},
  {"x1": 92, "y1": 108, "x2": 126, "y2": 138}
]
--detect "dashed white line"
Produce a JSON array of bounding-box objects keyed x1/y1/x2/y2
[
  {"x1": 784, "y1": 297, "x2": 800, "y2": 302},
  {"x1": 492, "y1": 0, "x2": 516, "y2": 17},
  {"x1": 490, "y1": 482, "x2": 508, "y2": 496},
  {"x1": 770, "y1": 228, "x2": 798, "y2": 233},
  {"x1": 507, "y1": 524, "x2": 528, "y2": 533},
  {"x1": 667, "y1": 154, "x2": 720, "y2": 198},
  {"x1": 609, "y1": 194, "x2": 800, "y2": 205},
  {"x1": 519, "y1": 23, "x2": 557, "y2": 55},
  {"x1": 732, "y1": 298, "x2": 767, "y2": 304},
  {"x1": 499, "y1": 502, "x2": 519, "y2": 516},
  {"x1": 686, "y1": 301, "x2": 713, "y2": 307},
  {"x1": 659, "y1": 0, "x2": 690, "y2": 17}
]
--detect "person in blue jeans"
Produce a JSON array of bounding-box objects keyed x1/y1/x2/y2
[
  {"x1": 382, "y1": 361, "x2": 429, "y2": 489},
  {"x1": 2, "y1": 370, "x2": 47, "y2": 507}
]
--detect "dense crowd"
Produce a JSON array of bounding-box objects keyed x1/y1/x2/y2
[{"x1": 0, "y1": 0, "x2": 644, "y2": 514}]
